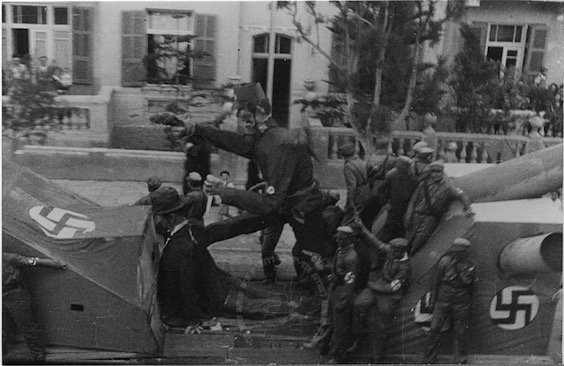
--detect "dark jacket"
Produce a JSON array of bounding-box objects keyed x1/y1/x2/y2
[
  {"x1": 343, "y1": 156, "x2": 372, "y2": 216},
  {"x1": 194, "y1": 118, "x2": 322, "y2": 217},
  {"x1": 430, "y1": 251, "x2": 475, "y2": 307},
  {"x1": 184, "y1": 188, "x2": 207, "y2": 222},
  {"x1": 358, "y1": 229, "x2": 411, "y2": 295},
  {"x1": 3, "y1": 253, "x2": 29, "y2": 293},
  {"x1": 157, "y1": 222, "x2": 230, "y2": 326}
]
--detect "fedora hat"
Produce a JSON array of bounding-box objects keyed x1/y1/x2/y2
[{"x1": 151, "y1": 187, "x2": 187, "y2": 215}]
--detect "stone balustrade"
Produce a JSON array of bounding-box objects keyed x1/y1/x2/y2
[
  {"x1": 2, "y1": 86, "x2": 114, "y2": 147},
  {"x1": 316, "y1": 127, "x2": 563, "y2": 164}
]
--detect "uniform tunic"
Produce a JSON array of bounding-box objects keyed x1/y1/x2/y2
[
  {"x1": 404, "y1": 176, "x2": 471, "y2": 255},
  {"x1": 353, "y1": 234, "x2": 410, "y2": 362},
  {"x1": 193, "y1": 120, "x2": 329, "y2": 256},
  {"x1": 424, "y1": 251, "x2": 475, "y2": 364},
  {"x1": 330, "y1": 244, "x2": 359, "y2": 362},
  {"x1": 377, "y1": 168, "x2": 419, "y2": 242},
  {"x1": 3, "y1": 253, "x2": 46, "y2": 360},
  {"x1": 342, "y1": 156, "x2": 372, "y2": 225}
]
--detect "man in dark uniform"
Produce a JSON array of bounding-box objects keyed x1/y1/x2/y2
[
  {"x1": 327, "y1": 226, "x2": 361, "y2": 364},
  {"x1": 182, "y1": 136, "x2": 211, "y2": 196},
  {"x1": 176, "y1": 98, "x2": 331, "y2": 284},
  {"x1": 184, "y1": 172, "x2": 207, "y2": 224},
  {"x1": 350, "y1": 221, "x2": 411, "y2": 363},
  {"x1": 132, "y1": 175, "x2": 162, "y2": 206},
  {"x1": 412, "y1": 145, "x2": 435, "y2": 182},
  {"x1": 377, "y1": 156, "x2": 419, "y2": 242},
  {"x1": 404, "y1": 160, "x2": 474, "y2": 255},
  {"x1": 340, "y1": 143, "x2": 373, "y2": 227},
  {"x1": 3, "y1": 252, "x2": 67, "y2": 363},
  {"x1": 424, "y1": 238, "x2": 476, "y2": 364}
]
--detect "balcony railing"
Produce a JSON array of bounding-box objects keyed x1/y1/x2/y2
[
  {"x1": 2, "y1": 86, "x2": 114, "y2": 147},
  {"x1": 318, "y1": 127, "x2": 562, "y2": 164}
]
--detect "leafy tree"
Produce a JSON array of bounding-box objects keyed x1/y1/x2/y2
[
  {"x1": 450, "y1": 24, "x2": 500, "y2": 132},
  {"x1": 278, "y1": 0, "x2": 465, "y2": 153},
  {"x1": 2, "y1": 68, "x2": 69, "y2": 146}
]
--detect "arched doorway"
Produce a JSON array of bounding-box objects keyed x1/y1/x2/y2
[{"x1": 252, "y1": 33, "x2": 292, "y2": 127}]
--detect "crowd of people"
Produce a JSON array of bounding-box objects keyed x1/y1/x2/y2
[
  {"x1": 3, "y1": 54, "x2": 72, "y2": 95},
  {"x1": 3, "y1": 89, "x2": 477, "y2": 364},
  {"x1": 140, "y1": 92, "x2": 477, "y2": 364}
]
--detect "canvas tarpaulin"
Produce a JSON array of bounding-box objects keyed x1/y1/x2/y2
[
  {"x1": 379, "y1": 199, "x2": 561, "y2": 357},
  {"x1": 2, "y1": 158, "x2": 164, "y2": 354}
]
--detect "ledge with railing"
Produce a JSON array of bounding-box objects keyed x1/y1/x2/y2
[
  {"x1": 314, "y1": 127, "x2": 563, "y2": 164},
  {"x1": 2, "y1": 86, "x2": 114, "y2": 147}
]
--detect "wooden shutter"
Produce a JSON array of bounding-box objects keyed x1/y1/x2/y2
[
  {"x1": 72, "y1": 7, "x2": 93, "y2": 84},
  {"x1": 193, "y1": 14, "x2": 216, "y2": 88},
  {"x1": 469, "y1": 22, "x2": 488, "y2": 56},
  {"x1": 122, "y1": 11, "x2": 147, "y2": 87},
  {"x1": 525, "y1": 24, "x2": 548, "y2": 74}
]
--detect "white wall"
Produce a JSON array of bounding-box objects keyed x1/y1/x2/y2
[
  {"x1": 464, "y1": 1, "x2": 564, "y2": 85},
  {"x1": 238, "y1": 1, "x2": 336, "y2": 127}
]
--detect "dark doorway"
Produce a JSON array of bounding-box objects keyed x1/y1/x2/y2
[{"x1": 12, "y1": 28, "x2": 29, "y2": 56}]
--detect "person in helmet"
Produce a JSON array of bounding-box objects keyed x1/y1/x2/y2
[{"x1": 424, "y1": 238, "x2": 476, "y2": 364}]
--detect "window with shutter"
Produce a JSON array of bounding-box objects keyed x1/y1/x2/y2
[
  {"x1": 193, "y1": 14, "x2": 216, "y2": 88},
  {"x1": 525, "y1": 24, "x2": 548, "y2": 74},
  {"x1": 121, "y1": 11, "x2": 147, "y2": 87},
  {"x1": 72, "y1": 7, "x2": 92, "y2": 84},
  {"x1": 145, "y1": 9, "x2": 194, "y2": 85}
]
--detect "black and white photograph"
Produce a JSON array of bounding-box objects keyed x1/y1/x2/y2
[{"x1": 1, "y1": 0, "x2": 563, "y2": 364}]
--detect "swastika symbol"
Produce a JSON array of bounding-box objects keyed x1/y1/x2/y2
[
  {"x1": 29, "y1": 206, "x2": 95, "y2": 239},
  {"x1": 414, "y1": 292, "x2": 434, "y2": 331},
  {"x1": 489, "y1": 286, "x2": 539, "y2": 330},
  {"x1": 414, "y1": 291, "x2": 450, "y2": 333}
]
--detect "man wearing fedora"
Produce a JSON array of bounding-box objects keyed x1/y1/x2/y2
[{"x1": 151, "y1": 187, "x2": 230, "y2": 333}]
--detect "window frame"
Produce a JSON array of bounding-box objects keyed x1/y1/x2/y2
[
  {"x1": 145, "y1": 8, "x2": 196, "y2": 85},
  {"x1": 2, "y1": 3, "x2": 72, "y2": 70},
  {"x1": 485, "y1": 23, "x2": 527, "y2": 70}
]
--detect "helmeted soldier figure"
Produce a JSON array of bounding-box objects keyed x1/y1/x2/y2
[{"x1": 424, "y1": 238, "x2": 476, "y2": 364}]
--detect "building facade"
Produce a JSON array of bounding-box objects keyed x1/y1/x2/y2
[{"x1": 2, "y1": 1, "x2": 562, "y2": 131}]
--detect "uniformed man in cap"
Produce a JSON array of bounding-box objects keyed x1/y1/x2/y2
[
  {"x1": 339, "y1": 143, "x2": 374, "y2": 226},
  {"x1": 377, "y1": 155, "x2": 419, "y2": 242},
  {"x1": 184, "y1": 172, "x2": 207, "y2": 223},
  {"x1": 350, "y1": 222, "x2": 411, "y2": 363},
  {"x1": 133, "y1": 175, "x2": 162, "y2": 206},
  {"x1": 327, "y1": 226, "x2": 362, "y2": 364},
  {"x1": 175, "y1": 98, "x2": 331, "y2": 285},
  {"x1": 424, "y1": 238, "x2": 475, "y2": 364},
  {"x1": 412, "y1": 145, "x2": 435, "y2": 182},
  {"x1": 404, "y1": 161, "x2": 474, "y2": 255}
]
